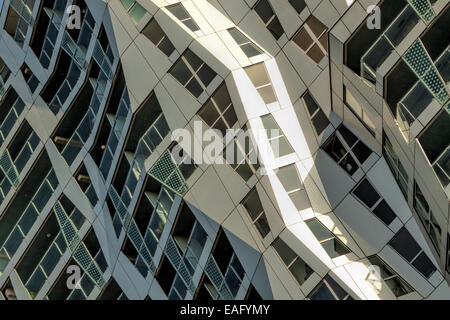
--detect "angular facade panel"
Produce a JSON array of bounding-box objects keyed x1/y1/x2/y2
[{"x1": 0, "y1": 0, "x2": 449, "y2": 300}]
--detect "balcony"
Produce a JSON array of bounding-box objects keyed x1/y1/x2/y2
[
  {"x1": 361, "y1": 4, "x2": 421, "y2": 83},
  {"x1": 0, "y1": 152, "x2": 57, "y2": 274},
  {"x1": 418, "y1": 106, "x2": 450, "y2": 194},
  {"x1": 200, "y1": 230, "x2": 246, "y2": 300},
  {"x1": 4, "y1": 0, "x2": 35, "y2": 47}
]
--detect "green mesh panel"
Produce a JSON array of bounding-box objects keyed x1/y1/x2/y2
[
  {"x1": 403, "y1": 40, "x2": 449, "y2": 104},
  {"x1": 0, "y1": 151, "x2": 19, "y2": 187},
  {"x1": 73, "y1": 244, "x2": 105, "y2": 287},
  {"x1": 148, "y1": 151, "x2": 188, "y2": 195},
  {"x1": 407, "y1": 0, "x2": 435, "y2": 24}
]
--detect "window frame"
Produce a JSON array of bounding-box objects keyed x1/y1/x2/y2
[
  {"x1": 141, "y1": 18, "x2": 176, "y2": 57},
  {"x1": 272, "y1": 237, "x2": 313, "y2": 286},
  {"x1": 413, "y1": 182, "x2": 442, "y2": 254},
  {"x1": 302, "y1": 91, "x2": 330, "y2": 136},
  {"x1": 253, "y1": 0, "x2": 284, "y2": 40},
  {"x1": 227, "y1": 28, "x2": 264, "y2": 58},
  {"x1": 241, "y1": 188, "x2": 271, "y2": 238},
  {"x1": 322, "y1": 126, "x2": 373, "y2": 176},
  {"x1": 305, "y1": 218, "x2": 351, "y2": 259},
  {"x1": 352, "y1": 177, "x2": 397, "y2": 226},
  {"x1": 197, "y1": 82, "x2": 238, "y2": 134},
  {"x1": 343, "y1": 86, "x2": 376, "y2": 137},
  {"x1": 389, "y1": 227, "x2": 437, "y2": 279},
  {"x1": 170, "y1": 49, "x2": 217, "y2": 98},
  {"x1": 166, "y1": 3, "x2": 200, "y2": 32},
  {"x1": 382, "y1": 133, "x2": 409, "y2": 198},
  {"x1": 292, "y1": 15, "x2": 328, "y2": 63}
]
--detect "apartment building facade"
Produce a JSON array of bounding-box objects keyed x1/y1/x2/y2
[{"x1": 0, "y1": 0, "x2": 448, "y2": 300}]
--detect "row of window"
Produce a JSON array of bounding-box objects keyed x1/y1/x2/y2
[
  {"x1": 274, "y1": 236, "x2": 412, "y2": 298},
  {"x1": 382, "y1": 132, "x2": 443, "y2": 258}
]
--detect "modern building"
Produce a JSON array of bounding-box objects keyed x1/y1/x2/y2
[{"x1": 0, "y1": 0, "x2": 448, "y2": 300}]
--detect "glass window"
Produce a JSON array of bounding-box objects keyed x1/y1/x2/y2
[
  {"x1": 414, "y1": 182, "x2": 442, "y2": 253},
  {"x1": 293, "y1": 16, "x2": 328, "y2": 63},
  {"x1": 244, "y1": 63, "x2": 277, "y2": 104},
  {"x1": 306, "y1": 219, "x2": 350, "y2": 258},
  {"x1": 418, "y1": 109, "x2": 450, "y2": 189},
  {"x1": 225, "y1": 126, "x2": 260, "y2": 181},
  {"x1": 253, "y1": 0, "x2": 284, "y2": 40},
  {"x1": 323, "y1": 126, "x2": 372, "y2": 175},
  {"x1": 228, "y1": 28, "x2": 263, "y2": 58},
  {"x1": 288, "y1": 0, "x2": 307, "y2": 14},
  {"x1": 241, "y1": 188, "x2": 270, "y2": 238},
  {"x1": 170, "y1": 49, "x2": 217, "y2": 98},
  {"x1": 309, "y1": 275, "x2": 352, "y2": 300},
  {"x1": 276, "y1": 164, "x2": 306, "y2": 211},
  {"x1": 261, "y1": 114, "x2": 294, "y2": 157},
  {"x1": 169, "y1": 143, "x2": 198, "y2": 180},
  {"x1": 344, "y1": 87, "x2": 376, "y2": 137},
  {"x1": 383, "y1": 133, "x2": 409, "y2": 198},
  {"x1": 353, "y1": 178, "x2": 380, "y2": 208},
  {"x1": 120, "y1": 0, "x2": 147, "y2": 25},
  {"x1": 142, "y1": 18, "x2": 175, "y2": 57},
  {"x1": 367, "y1": 256, "x2": 413, "y2": 297},
  {"x1": 166, "y1": 3, "x2": 200, "y2": 32},
  {"x1": 272, "y1": 237, "x2": 313, "y2": 285},
  {"x1": 198, "y1": 83, "x2": 237, "y2": 134},
  {"x1": 389, "y1": 227, "x2": 437, "y2": 278},
  {"x1": 303, "y1": 91, "x2": 330, "y2": 135}
]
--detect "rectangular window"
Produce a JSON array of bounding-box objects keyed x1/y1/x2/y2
[
  {"x1": 228, "y1": 28, "x2": 263, "y2": 58},
  {"x1": 120, "y1": 0, "x2": 147, "y2": 25},
  {"x1": 367, "y1": 256, "x2": 413, "y2": 297},
  {"x1": 418, "y1": 109, "x2": 450, "y2": 190},
  {"x1": 352, "y1": 178, "x2": 396, "y2": 225},
  {"x1": 261, "y1": 114, "x2": 294, "y2": 157},
  {"x1": 288, "y1": 0, "x2": 307, "y2": 14},
  {"x1": 389, "y1": 227, "x2": 437, "y2": 278},
  {"x1": 414, "y1": 182, "x2": 441, "y2": 253},
  {"x1": 344, "y1": 86, "x2": 376, "y2": 137},
  {"x1": 0, "y1": 58, "x2": 11, "y2": 83},
  {"x1": 447, "y1": 234, "x2": 450, "y2": 274},
  {"x1": 309, "y1": 275, "x2": 353, "y2": 300},
  {"x1": 244, "y1": 63, "x2": 277, "y2": 104},
  {"x1": 4, "y1": 0, "x2": 34, "y2": 47},
  {"x1": 306, "y1": 219, "x2": 350, "y2": 258},
  {"x1": 225, "y1": 126, "x2": 260, "y2": 181},
  {"x1": 323, "y1": 126, "x2": 372, "y2": 175},
  {"x1": 170, "y1": 49, "x2": 217, "y2": 98},
  {"x1": 272, "y1": 237, "x2": 313, "y2": 285},
  {"x1": 166, "y1": 3, "x2": 200, "y2": 32},
  {"x1": 253, "y1": 0, "x2": 284, "y2": 40},
  {"x1": 241, "y1": 188, "x2": 270, "y2": 238},
  {"x1": 142, "y1": 18, "x2": 175, "y2": 57},
  {"x1": 276, "y1": 164, "x2": 305, "y2": 210},
  {"x1": 382, "y1": 133, "x2": 409, "y2": 198},
  {"x1": 169, "y1": 142, "x2": 198, "y2": 181},
  {"x1": 302, "y1": 91, "x2": 330, "y2": 136},
  {"x1": 292, "y1": 16, "x2": 328, "y2": 63},
  {"x1": 198, "y1": 82, "x2": 238, "y2": 135}
]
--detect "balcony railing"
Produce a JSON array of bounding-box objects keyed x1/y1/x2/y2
[
  {"x1": 0, "y1": 170, "x2": 58, "y2": 268},
  {"x1": 24, "y1": 208, "x2": 82, "y2": 298},
  {"x1": 39, "y1": 1, "x2": 68, "y2": 68},
  {"x1": 99, "y1": 88, "x2": 131, "y2": 179},
  {"x1": 60, "y1": 41, "x2": 114, "y2": 166},
  {"x1": 119, "y1": 114, "x2": 170, "y2": 208},
  {"x1": 361, "y1": 4, "x2": 421, "y2": 83}
]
